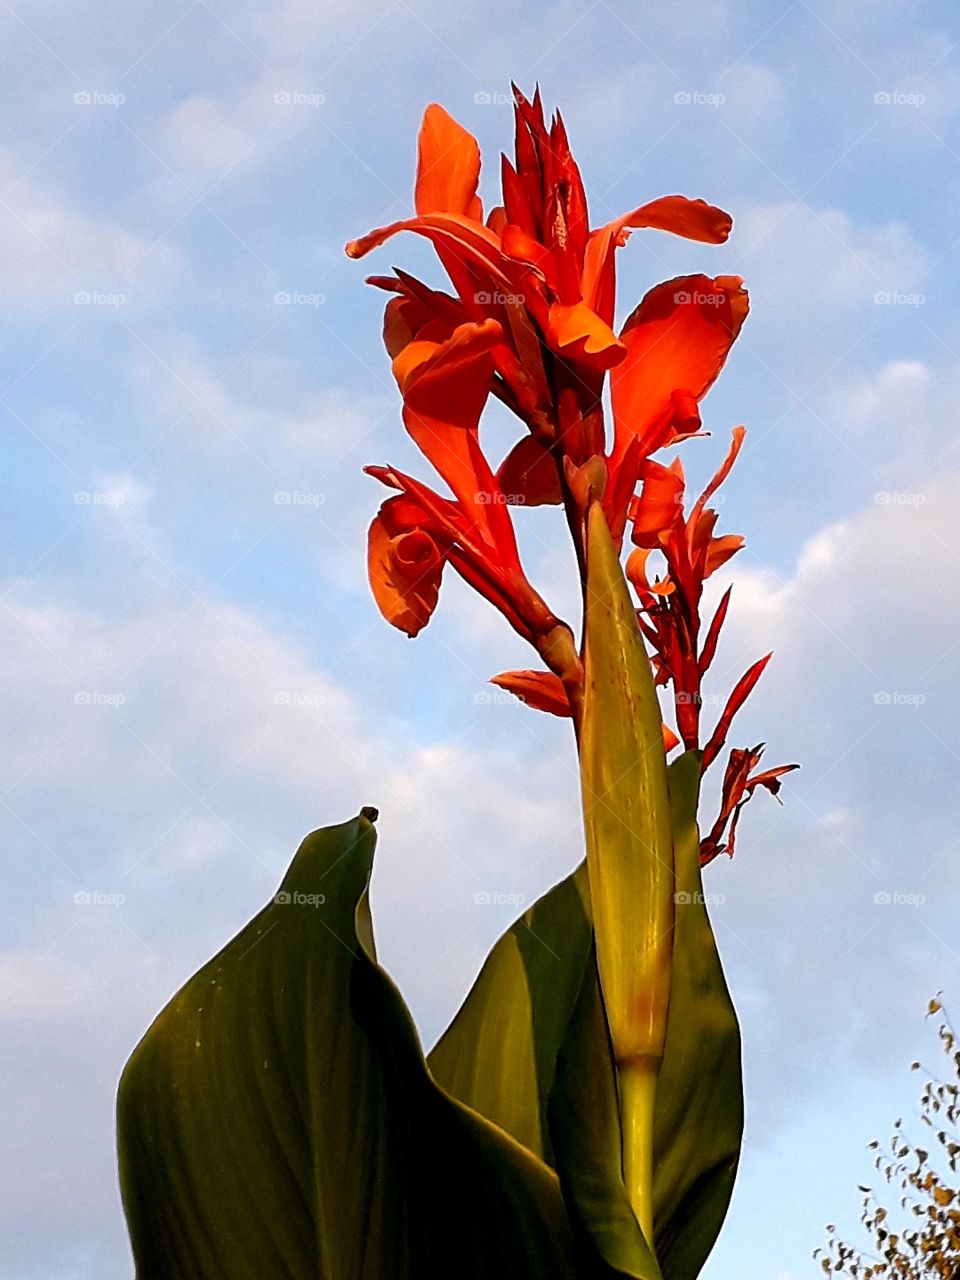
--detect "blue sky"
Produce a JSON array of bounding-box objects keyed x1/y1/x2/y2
[{"x1": 2, "y1": 0, "x2": 959, "y2": 1276}]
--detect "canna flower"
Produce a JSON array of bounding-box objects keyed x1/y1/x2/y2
[
  {"x1": 699, "y1": 746, "x2": 799, "y2": 865},
  {"x1": 626, "y1": 426, "x2": 752, "y2": 753},
  {"x1": 347, "y1": 89, "x2": 737, "y2": 526},
  {"x1": 349, "y1": 86, "x2": 795, "y2": 855}
]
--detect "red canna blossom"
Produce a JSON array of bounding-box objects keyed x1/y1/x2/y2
[
  {"x1": 348, "y1": 85, "x2": 796, "y2": 855},
  {"x1": 699, "y1": 746, "x2": 800, "y2": 866},
  {"x1": 347, "y1": 88, "x2": 737, "y2": 536},
  {"x1": 626, "y1": 426, "x2": 751, "y2": 753}
]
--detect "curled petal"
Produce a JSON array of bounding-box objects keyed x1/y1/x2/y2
[
  {"x1": 490, "y1": 669, "x2": 571, "y2": 716},
  {"x1": 611, "y1": 275, "x2": 750, "y2": 461},
  {"x1": 368, "y1": 501, "x2": 446, "y2": 638},
  {"x1": 630, "y1": 457, "x2": 685, "y2": 549},
  {"x1": 703, "y1": 532, "x2": 745, "y2": 578},
  {"x1": 606, "y1": 195, "x2": 732, "y2": 246},
  {"x1": 544, "y1": 301, "x2": 626, "y2": 370},
  {"x1": 346, "y1": 213, "x2": 511, "y2": 297},
  {"x1": 415, "y1": 104, "x2": 482, "y2": 219}
]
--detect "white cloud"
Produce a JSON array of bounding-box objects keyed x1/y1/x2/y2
[{"x1": 0, "y1": 149, "x2": 181, "y2": 305}]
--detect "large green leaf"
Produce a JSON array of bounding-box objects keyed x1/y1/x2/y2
[
  {"x1": 117, "y1": 811, "x2": 586, "y2": 1280},
  {"x1": 652, "y1": 751, "x2": 744, "y2": 1280},
  {"x1": 429, "y1": 755, "x2": 744, "y2": 1280},
  {"x1": 430, "y1": 863, "x2": 659, "y2": 1280}
]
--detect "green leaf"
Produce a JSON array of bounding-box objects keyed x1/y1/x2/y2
[
  {"x1": 653, "y1": 751, "x2": 744, "y2": 1280},
  {"x1": 118, "y1": 812, "x2": 584, "y2": 1280},
  {"x1": 429, "y1": 862, "x2": 593, "y2": 1163},
  {"x1": 430, "y1": 755, "x2": 744, "y2": 1280},
  {"x1": 431, "y1": 863, "x2": 660, "y2": 1280}
]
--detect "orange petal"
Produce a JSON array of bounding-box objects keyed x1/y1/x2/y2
[
  {"x1": 610, "y1": 195, "x2": 732, "y2": 245},
  {"x1": 581, "y1": 197, "x2": 732, "y2": 325},
  {"x1": 368, "y1": 509, "x2": 445, "y2": 638},
  {"x1": 611, "y1": 274, "x2": 749, "y2": 460},
  {"x1": 630, "y1": 457, "x2": 685, "y2": 548},
  {"x1": 691, "y1": 425, "x2": 747, "y2": 526},
  {"x1": 415, "y1": 104, "x2": 482, "y2": 219},
  {"x1": 544, "y1": 300, "x2": 626, "y2": 370},
  {"x1": 500, "y1": 223, "x2": 560, "y2": 288},
  {"x1": 703, "y1": 532, "x2": 745, "y2": 577},
  {"x1": 496, "y1": 435, "x2": 563, "y2": 506},
  {"x1": 490, "y1": 670, "x2": 571, "y2": 716},
  {"x1": 661, "y1": 722, "x2": 681, "y2": 753},
  {"x1": 702, "y1": 653, "x2": 772, "y2": 769},
  {"x1": 346, "y1": 212, "x2": 510, "y2": 291}
]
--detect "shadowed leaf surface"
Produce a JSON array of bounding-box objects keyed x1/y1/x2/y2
[{"x1": 118, "y1": 812, "x2": 583, "y2": 1280}]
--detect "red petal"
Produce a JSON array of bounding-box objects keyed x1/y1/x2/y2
[
  {"x1": 581, "y1": 197, "x2": 732, "y2": 324},
  {"x1": 368, "y1": 501, "x2": 445, "y2": 638},
  {"x1": 611, "y1": 275, "x2": 750, "y2": 461},
  {"x1": 415, "y1": 104, "x2": 482, "y2": 218},
  {"x1": 490, "y1": 670, "x2": 571, "y2": 716},
  {"x1": 497, "y1": 435, "x2": 563, "y2": 506},
  {"x1": 609, "y1": 195, "x2": 732, "y2": 245},
  {"x1": 702, "y1": 653, "x2": 773, "y2": 769},
  {"x1": 544, "y1": 300, "x2": 626, "y2": 370},
  {"x1": 690, "y1": 425, "x2": 746, "y2": 528},
  {"x1": 698, "y1": 585, "x2": 732, "y2": 675},
  {"x1": 630, "y1": 457, "x2": 685, "y2": 548}
]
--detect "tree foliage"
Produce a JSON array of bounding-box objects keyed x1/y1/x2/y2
[{"x1": 817, "y1": 999, "x2": 960, "y2": 1279}]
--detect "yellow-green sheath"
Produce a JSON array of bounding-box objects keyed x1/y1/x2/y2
[{"x1": 579, "y1": 502, "x2": 675, "y2": 1245}]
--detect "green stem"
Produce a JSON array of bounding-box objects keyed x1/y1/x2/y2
[{"x1": 620, "y1": 1055, "x2": 659, "y2": 1246}]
